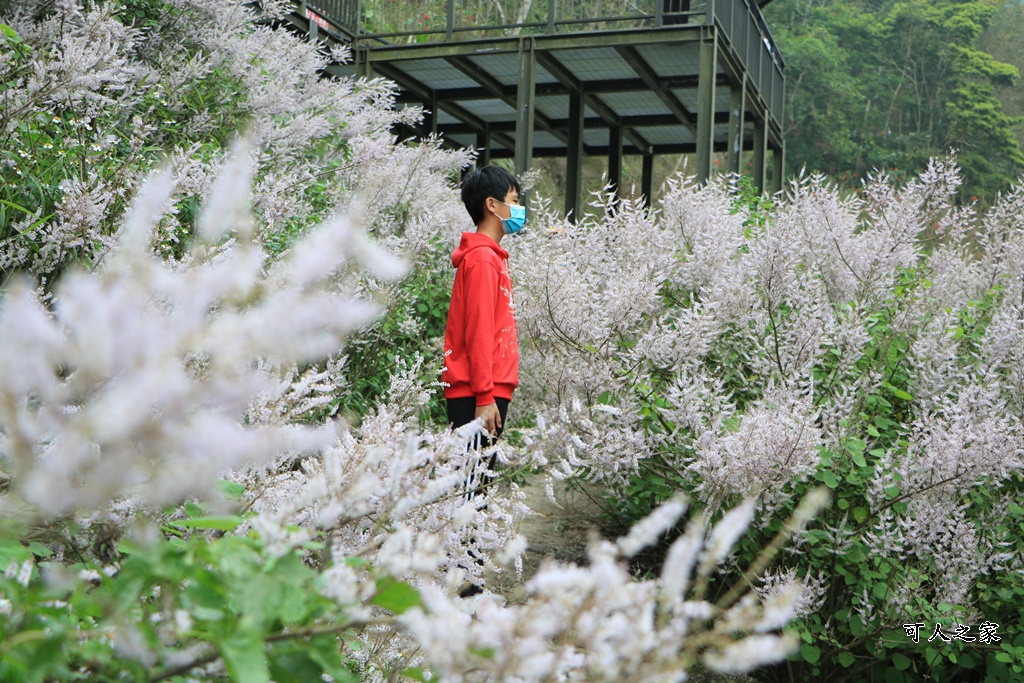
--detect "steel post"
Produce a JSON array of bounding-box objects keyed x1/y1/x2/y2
[
  {"x1": 728, "y1": 74, "x2": 746, "y2": 175},
  {"x1": 565, "y1": 87, "x2": 585, "y2": 221},
  {"x1": 608, "y1": 125, "x2": 623, "y2": 197},
  {"x1": 696, "y1": 28, "x2": 717, "y2": 183},
  {"x1": 642, "y1": 153, "x2": 654, "y2": 207},
  {"x1": 515, "y1": 38, "x2": 537, "y2": 179}
]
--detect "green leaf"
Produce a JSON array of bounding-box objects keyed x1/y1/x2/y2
[
  {"x1": 883, "y1": 383, "x2": 914, "y2": 401},
  {"x1": 371, "y1": 577, "x2": 422, "y2": 614},
  {"x1": 171, "y1": 516, "x2": 243, "y2": 531},
  {"x1": 823, "y1": 471, "x2": 839, "y2": 489},
  {"x1": 401, "y1": 667, "x2": 429, "y2": 682},
  {"x1": 801, "y1": 644, "x2": 821, "y2": 664},
  {"x1": 0, "y1": 538, "x2": 32, "y2": 567},
  {"x1": 838, "y1": 652, "x2": 856, "y2": 667},
  {"x1": 192, "y1": 606, "x2": 226, "y2": 621},
  {"x1": 309, "y1": 635, "x2": 358, "y2": 683},
  {"x1": 27, "y1": 542, "x2": 53, "y2": 558},
  {"x1": 850, "y1": 614, "x2": 865, "y2": 638},
  {"x1": 892, "y1": 652, "x2": 911, "y2": 670},
  {"x1": 268, "y1": 649, "x2": 322, "y2": 683},
  {"x1": 221, "y1": 627, "x2": 270, "y2": 683},
  {"x1": 218, "y1": 479, "x2": 246, "y2": 500}
]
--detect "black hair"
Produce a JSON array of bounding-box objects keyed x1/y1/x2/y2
[{"x1": 460, "y1": 166, "x2": 521, "y2": 226}]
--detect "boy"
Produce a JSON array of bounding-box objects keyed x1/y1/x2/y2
[{"x1": 442, "y1": 165, "x2": 524, "y2": 447}]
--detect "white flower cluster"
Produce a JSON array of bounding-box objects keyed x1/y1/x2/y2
[
  {"x1": 400, "y1": 493, "x2": 824, "y2": 683},
  {"x1": 0, "y1": 0, "x2": 468, "y2": 276},
  {"x1": 513, "y1": 154, "x2": 1024, "y2": 632},
  {"x1": 0, "y1": 146, "x2": 813, "y2": 682},
  {"x1": 244, "y1": 365, "x2": 530, "y2": 590},
  {"x1": 0, "y1": 146, "x2": 389, "y2": 514}
]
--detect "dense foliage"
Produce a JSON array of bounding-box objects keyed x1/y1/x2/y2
[
  {"x1": 765, "y1": 0, "x2": 1024, "y2": 202},
  {"x1": 0, "y1": 2, "x2": 814, "y2": 682},
  {"x1": 3, "y1": 1, "x2": 1024, "y2": 682},
  {"x1": 511, "y1": 162, "x2": 1024, "y2": 680}
]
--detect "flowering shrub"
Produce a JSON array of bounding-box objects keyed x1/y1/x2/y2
[
  {"x1": 0, "y1": 2, "x2": 813, "y2": 682},
  {"x1": 0, "y1": 153, "x2": 815, "y2": 682},
  {"x1": 512, "y1": 162, "x2": 1024, "y2": 679}
]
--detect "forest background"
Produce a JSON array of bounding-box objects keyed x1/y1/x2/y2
[{"x1": 537, "y1": 0, "x2": 1024, "y2": 208}]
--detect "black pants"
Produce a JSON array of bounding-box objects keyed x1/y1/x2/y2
[
  {"x1": 447, "y1": 397, "x2": 509, "y2": 497},
  {"x1": 446, "y1": 397, "x2": 510, "y2": 442}
]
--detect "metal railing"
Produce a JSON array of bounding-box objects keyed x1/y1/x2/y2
[
  {"x1": 711, "y1": 0, "x2": 784, "y2": 123},
  {"x1": 298, "y1": 0, "x2": 783, "y2": 125},
  {"x1": 305, "y1": 0, "x2": 711, "y2": 42}
]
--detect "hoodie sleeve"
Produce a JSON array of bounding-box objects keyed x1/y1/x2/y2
[{"x1": 462, "y1": 261, "x2": 499, "y2": 406}]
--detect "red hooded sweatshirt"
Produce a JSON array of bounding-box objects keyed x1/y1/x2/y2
[{"x1": 442, "y1": 232, "x2": 519, "y2": 406}]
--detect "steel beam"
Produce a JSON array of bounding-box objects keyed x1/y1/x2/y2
[
  {"x1": 361, "y1": 26, "x2": 704, "y2": 62},
  {"x1": 394, "y1": 74, "x2": 732, "y2": 103},
  {"x1": 534, "y1": 51, "x2": 652, "y2": 155},
  {"x1": 728, "y1": 75, "x2": 746, "y2": 175},
  {"x1": 771, "y1": 140, "x2": 785, "y2": 194},
  {"x1": 426, "y1": 90, "x2": 438, "y2": 136},
  {"x1": 642, "y1": 153, "x2": 654, "y2": 207},
  {"x1": 515, "y1": 38, "x2": 537, "y2": 178},
  {"x1": 370, "y1": 61, "x2": 517, "y2": 152},
  {"x1": 608, "y1": 125, "x2": 623, "y2": 196},
  {"x1": 435, "y1": 111, "x2": 732, "y2": 137},
  {"x1": 617, "y1": 46, "x2": 697, "y2": 134},
  {"x1": 445, "y1": 54, "x2": 568, "y2": 145},
  {"x1": 566, "y1": 86, "x2": 585, "y2": 221},
  {"x1": 696, "y1": 28, "x2": 717, "y2": 183},
  {"x1": 476, "y1": 126, "x2": 491, "y2": 167},
  {"x1": 485, "y1": 138, "x2": 744, "y2": 159},
  {"x1": 753, "y1": 116, "x2": 767, "y2": 192}
]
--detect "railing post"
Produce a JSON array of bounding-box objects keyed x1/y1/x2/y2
[
  {"x1": 547, "y1": 0, "x2": 556, "y2": 34},
  {"x1": 655, "y1": 0, "x2": 663, "y2": 28},
  {"x1": 446, "y1": 0, "x2": 454, "y2": 41},
  {"x1": 705, "y1": 0, "x2": 715, "y2": 26}
]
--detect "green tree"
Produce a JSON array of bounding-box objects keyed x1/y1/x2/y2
[{"x1": 766, "y1": 0, "x2": 1024, "y2": 201}]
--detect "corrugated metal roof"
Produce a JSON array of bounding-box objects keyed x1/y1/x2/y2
[{"x1": 594, "y1": 91, "x2": 672, "y2": 118}]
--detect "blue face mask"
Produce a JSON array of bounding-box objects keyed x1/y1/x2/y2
[{"x1": 494, "y1": 201, "x2": 526, "y2": 235}]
